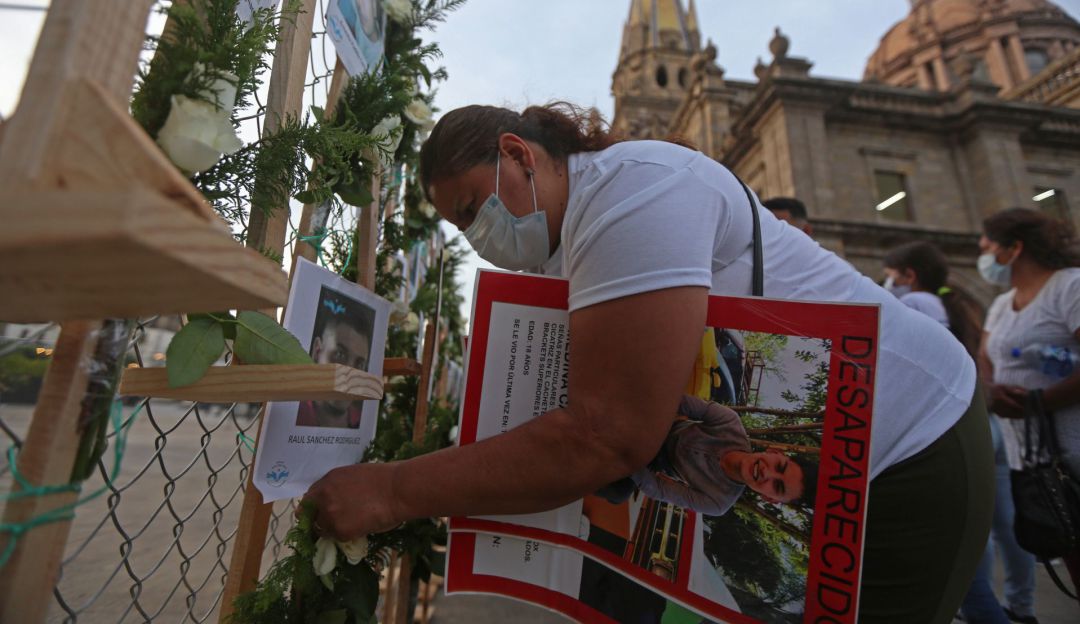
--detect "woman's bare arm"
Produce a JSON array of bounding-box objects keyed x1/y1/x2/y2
[{"x1": 303, "y1": 286, "x2": 708, "y2": 539}]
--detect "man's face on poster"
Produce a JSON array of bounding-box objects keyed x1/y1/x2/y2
[
  {"x1": 739, "y1": 448, "x2": 804, "y2": 504},
  {"x1": 311, "y1": 321, "x2": 372, "y2": 414}
]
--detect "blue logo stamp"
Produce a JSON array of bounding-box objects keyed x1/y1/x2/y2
[{"x1": 266, "y1": 461, "x2": 290, "y2": 487}]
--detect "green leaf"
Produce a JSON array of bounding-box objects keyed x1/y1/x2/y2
[
  {"x1": 233, "y1": 311, "x2": 313, "y2": 365},
  {"x1": 338, "y1": 564, "x2": 380, "y2": 621},
  {"x1": 188, "y1": 312, "x2": 237, "y2": 339},
  {"x1": 294, "y1": 189, "x2": 318, "y2": 204},
  {"x1": 311, "y1": 105, "x2": 326, "y2": 120},
  {"x1": 334, "y1": 175, "x2": 374, "y2": 207},
  {"x1": 316, "y1": 609, "x2": 348, "y2": 624},
  {"x1": 166, "y1": 318, "x2": 226, "y2": 387}
]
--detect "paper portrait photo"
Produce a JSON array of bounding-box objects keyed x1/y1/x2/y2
[
  {"x1": 326, "y1": 0, "x2": 387, "y2": 76},
  {"x1": 252, "y1": 257, "x2": 390, "y2": 502},
  {"x1": 296, "y1": 285, "x2": 378, "y2": 429},
  {"x1": 448, "y1": 270, "x2": 878, "y2": 624}
]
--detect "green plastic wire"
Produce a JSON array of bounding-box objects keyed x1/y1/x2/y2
[
  {"x1": 0, "y1": 400, "x2": 143, "y2": 569},
  {"x1": 298, "y1": 227, "x2": 329, "y2": 265},
  {"x1": 236, "y1": 431, "x2": 257, "y2": 453}
]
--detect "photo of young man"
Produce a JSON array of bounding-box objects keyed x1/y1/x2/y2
[{"x1": 296, "y1": 286, "x2": 376, "y2": 429}]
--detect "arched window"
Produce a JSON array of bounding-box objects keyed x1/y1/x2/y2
[
  {"x1": 1025, "y1": 48, "x2": 1049, "y2": 75},
  {"x1": 656, "y1": 65, "x2": 668, "y2": 88}
]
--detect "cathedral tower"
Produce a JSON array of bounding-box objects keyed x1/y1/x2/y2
[{"x1": 611, "y1": 0, "x2": 701, "y2": 138}]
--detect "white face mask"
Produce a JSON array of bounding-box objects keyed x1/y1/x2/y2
[
  {"x1": 883, "y1": 276, "x2": 912, "y2": 298},
  {"x1": 977, "y1": 252, "x2": 1012, "y2": 287},
  {"x1": 463, "y1": 155, "x2": 550, "y2": 271}
]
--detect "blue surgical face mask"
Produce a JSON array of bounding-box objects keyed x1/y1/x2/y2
[
  {"x1": 883, "y1": 276, "x2": 912, "y2": 298},
  {"x1": 977, "y1": 252, "x2": 1012, "y2": 287},
  {"x1": 463, "y1": 156, "x2": 550, "y2": 271}
]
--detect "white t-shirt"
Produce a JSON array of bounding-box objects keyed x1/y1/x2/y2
[
  {"x1": 540, "y1": 140, "x2": 976, "y2": 478},
  {"x1": 898, "y1": 291, "x2": 950, "y2": 327},
  {"x1": 984, "y1": 269, "x2": 1080, "y2": 470}
]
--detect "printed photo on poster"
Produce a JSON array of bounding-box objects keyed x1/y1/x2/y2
[
  {"x1": 297, "y1": 285, "x2": 377, "y2": 429},
  {"x1": 252, "y1": 258, "x2": 390, "y2": 502},
  {"x1": 326, "y1": 0, "x2": 386, "y2": 76},
  {"x1": 447, "y1": 270, "x2": 878, "y2": 624}
]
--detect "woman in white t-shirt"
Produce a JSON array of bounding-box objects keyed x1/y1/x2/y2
[
  {"x1": 304, "y1": 104, "x2": 992, "y2": 622},
  {"x1": 979, "y1": 207, "x2": 1080, "y2": 598}
]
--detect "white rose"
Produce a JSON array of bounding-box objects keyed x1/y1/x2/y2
[
  {"x1": 389, "y1": 300, "x2": 411, "y2": 326},
  {"x1": 401, "y1": 312, "x2": 420, "y2": 333},
  {"x1": 365, "y1": 115, "x2": 403, "y2": 168},
  {"x1": 313, "y1": 536, "x2": 337, "y2": 576},
  {"x1": 156, "y1": 95, "x2": 244, "y2": 173},
  {"x1": 336, "y1": 536, "x2": 369, "y2": 565},
  {"x1": 403, "y1": 99, "x2": 435, "y2": 130},
  {"x1": 383, "y1": 0, "x2": 413, "y2": 23},
  {"x1": 448, "y1": 425, "x2": 459, "y2": 443},
  {"x1": 418, "y1": 200, "x2": 436, "y2": 219}
]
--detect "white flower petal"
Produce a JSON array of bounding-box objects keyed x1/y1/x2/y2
[
  {"x1": 390, "y1": 300, "x2": 411, "y2": 325},
  {"x1": 403, "y1": 99, "x2": 434, "y2": 130},
  {"x1": 313, "y1": 536, "x2": 337, "y2": 576},
  {"x1": 384, "y1": 0, "x2": 413, "y2": 23},
  {"x1": 336, "y1": 536, "x2": 369, "y2": 565},
  {"x1": 156, "y1": 95, "x2": 243, "y2": 173}
]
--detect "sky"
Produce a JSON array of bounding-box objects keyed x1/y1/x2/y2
[{"x1": 3, "y1": 0, "x2": 1079, "y2": 325}]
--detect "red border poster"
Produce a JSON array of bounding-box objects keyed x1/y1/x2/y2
[{"x1": 447, "y1": 270, "x2": 879, "y2": 623}]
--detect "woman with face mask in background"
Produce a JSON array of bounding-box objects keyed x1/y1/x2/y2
[
  {"x1": 883, "y1": 243, "x2": 1032, "y2": 623},
  {"x1": 303, "y1": 103, "x2": 993, "y2": 623},
  {"x1": 979, "y1": 208, "x2": 1080, "y2": 602}
]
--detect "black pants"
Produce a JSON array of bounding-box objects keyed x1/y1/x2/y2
[{"x1": 859, "y1": 387, "x2": 995, "y2": 623}]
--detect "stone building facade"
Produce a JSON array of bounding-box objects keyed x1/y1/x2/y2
[{"x1": 610, "y1": 0, "x2": 1080, "y2": 305}]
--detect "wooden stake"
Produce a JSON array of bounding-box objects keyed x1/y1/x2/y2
[
  {"x1": 0, "y1": 322, "x2": 101, "y2": 623},
  {"x1": 245, "y1": 0, "x2": 319, "y2": 257},
  {"x1": 219, "y1": 3, "x2": 321, "y2": 619}
]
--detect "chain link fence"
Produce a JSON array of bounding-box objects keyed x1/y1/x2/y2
[{"x1": 0, "y1": 1, "x2": 366, "y2": 620}]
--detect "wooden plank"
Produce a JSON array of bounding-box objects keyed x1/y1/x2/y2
[
  {"x1": 246, "y1": 0, "x2": 318, "y2": 255},
  {"x1": 291, "y1": 61, "x2": 349, "y2": 267},
  {"x1": 384, "y1": 358, "x2": 423, "y2": 377},
  {"x1": 0, "y1": 322, "x2": 101, "y2": 623},
  {"x1": 0, "y1": 0, "x2": 153, "y2": 185},
  {"x1": 356, "y1": 177, "x2": 382, "y2": 291},
  {"x1": 219, "y1": 3, "x2": 329, "y2": 619},
  {"x1": 0, "y1": 189, "x2": 288, "y2": 323},
  {"x1": 119, "y1": 364, "x2": 383, "y2": 402}
]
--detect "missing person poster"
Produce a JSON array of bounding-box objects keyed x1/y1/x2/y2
[
  {"x1": 445, "y1": 270, "x2": 880, "y2": 623},
  {"x1": 253, "y1": 257, "x2": 390, "y2": 501},
  {"x1": 326, "y1": 0, "x2": 386, "y2": 76}
]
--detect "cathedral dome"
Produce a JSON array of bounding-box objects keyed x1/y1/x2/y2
[{"x1": 864, "y1": 0, "x2": 1080, "y2": 90}]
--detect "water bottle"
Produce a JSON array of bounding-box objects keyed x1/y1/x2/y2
[{"x1": 1010, "y1": 343, "x2": 1080, "y2": 379}]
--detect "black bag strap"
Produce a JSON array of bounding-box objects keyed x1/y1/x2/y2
[
  {"x1": 735, "y1": 179, "x2": 764, "y2": 298},
  {"x1": 1042, "y1": 558, "x2": 1079, "y2": 600},
  {"x1": 1026, "y1": 389, "x2": 1063, "y2": 461}
]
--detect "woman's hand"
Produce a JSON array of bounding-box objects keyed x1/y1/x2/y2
[
  {"x1": 301, "y1": 462, "x2": 401, "y2": 541},
  {"x1": 988, "y1": 383, "x2": 1028, "y2": 419}
]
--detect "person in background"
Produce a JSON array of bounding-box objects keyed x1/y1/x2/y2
[
  {"x1": 883, "y1": 241, "x2": 981, "y2": 356},
  {"x1": 980, "y1": 207, "x2": 1080, "y2": 610},
  {"x1": 883, "y1": 240, "x2": 1020, "y2": 624},
  {"x1": 763, "y1": 196, "x2": 812, "y2": 236}
]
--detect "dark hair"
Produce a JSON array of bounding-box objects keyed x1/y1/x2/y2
[
  {"x1": 982, "y1": 207, "x2": 1080, "y2": 270},
  {"x1": 762, "y1": 197, "x2": 808, "y2": 221},
  {"x1": 419, "y1": 102, "x2": 619, "y2": 199},
  {"x1": 310, "y1": 286, "x2": 375, "y2": 354},
  {"x1": 792, "y1": 454, "x2": 818, "y2": 509},
  {"x1": 882, "y1": 241, "x2": 982, "y2": 357}
]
